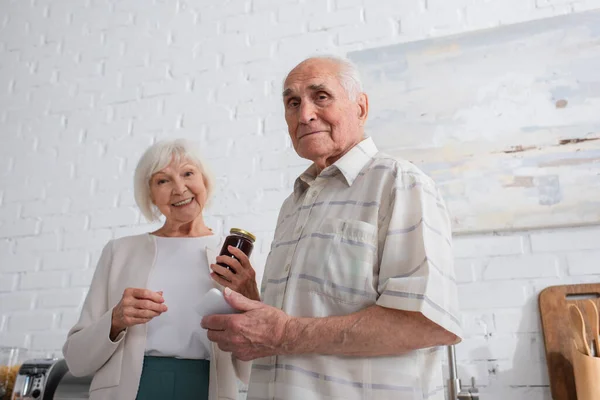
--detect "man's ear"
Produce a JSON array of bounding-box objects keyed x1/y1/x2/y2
[{"x1": 357, "y1": 93, "x2": 369, "y2": 125}]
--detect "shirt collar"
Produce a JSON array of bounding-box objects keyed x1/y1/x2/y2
[{"x1": 293, "y1": 137, "x2": 378, "y2": 197}]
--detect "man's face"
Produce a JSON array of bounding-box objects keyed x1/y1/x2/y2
[{"x1": 282, "y1": 59, "x2": 368, "y2": 169}]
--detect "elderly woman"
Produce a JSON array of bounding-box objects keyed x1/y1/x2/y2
[{"x1": 63, "y1": 139, "x2": 259, "y2": 400}]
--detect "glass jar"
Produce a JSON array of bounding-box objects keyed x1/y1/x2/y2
[
  {"x1": 0, "y1": 347, "x2": 28, "y2": 400},
  {"x1": 217, "y1": 228, "x2": 256, "y2": 272}
]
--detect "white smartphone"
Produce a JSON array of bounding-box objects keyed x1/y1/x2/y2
[{"x1": 196, "y1": 288, "x2": 240, "y2": 316}]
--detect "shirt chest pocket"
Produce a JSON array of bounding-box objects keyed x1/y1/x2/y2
[{"x1": 299, "y1": 218, "x2": 379, "y2": 306}]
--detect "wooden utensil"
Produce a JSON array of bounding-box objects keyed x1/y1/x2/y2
[
  {"x1": 539, "y1": 283, "x2": 600, "y2": 400},
  {"x1": 581, "y1": 299, "x2": 600, "y2": 356},
  {"x1": 569, "y1": 304, "x2": 591, "y2": 356}
]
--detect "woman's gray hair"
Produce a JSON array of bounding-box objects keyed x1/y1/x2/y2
[
  {"x1": 134, "y1": 139, "x2": 215, "y2": 222},
  {"x1": 284, "y1": 55, "x2": 364, "y2": 101}
]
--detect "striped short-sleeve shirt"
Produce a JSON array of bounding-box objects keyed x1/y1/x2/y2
[{"x1": 247, "y1": 137, "x2": 462, "y2": 400}]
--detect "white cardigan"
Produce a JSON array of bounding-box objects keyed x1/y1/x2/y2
[{"x1": 63, "y1": 233, "x2": 250, "y2": 400}]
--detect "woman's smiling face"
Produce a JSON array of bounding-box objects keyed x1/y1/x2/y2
[{"x1": 149, "y1": 159, "x2": 208, "y2": 224}]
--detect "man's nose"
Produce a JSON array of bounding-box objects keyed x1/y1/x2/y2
[{"x1": 299, "y1": 101, "x2": 317, "y2": 124}]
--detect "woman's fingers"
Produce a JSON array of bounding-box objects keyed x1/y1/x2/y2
[
  {"x1": 227, "y1": 246, "x2": 251, "y2": 269},
  {"x1": 214, "y1": 256, "x2": 241, "y2": 274},
  {"x1": 211, "y1": 263, "x2": 237, "y2": 281},
  {"x1": 134, "y1": 298, "x2": 168, "y2": 313},
  {"x1": 128, "y1": 307, "x2": 161, "y2": 319}
]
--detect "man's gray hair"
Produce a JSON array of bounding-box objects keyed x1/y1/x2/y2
[
  {"x1": 285, "y1": 55, "x2": 364, "y2": 101},
  {"x1": 133, "y1": 139, "x2": 214, "y2": 222}
]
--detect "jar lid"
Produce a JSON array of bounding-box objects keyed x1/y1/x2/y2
[{"x1": 230, "y1": 228, "x2": 256, "y2": 242}]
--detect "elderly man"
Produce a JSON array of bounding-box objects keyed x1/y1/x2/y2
[{"x1": 202, "y1": 56, "x2": 462, "y2": 400}]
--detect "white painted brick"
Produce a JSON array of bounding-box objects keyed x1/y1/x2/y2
[
  {"x1": 231, "y1": 134, "x2": 289, "y2": 159},
  {"x1": 0, "y1": 273, "x2": 18, "y2": 292},
  {"x1": 45, "y1": 177, "x2": 94, "y2": 199},
  {"x1": 37, "y1": 289, "x2": 87, "y2": 309},
  {"x1": 200, "y1": 1, "x2": 249, "y2": 20},
  {"x1": 69, "y1": 192, "x2": 119, "y2": 214},
  {"x1": 264, "y1": 113, "x2": 288, "y2": 133},
  {"x1": 210, "y1": 156, "x2": 258, "y2": 181},
  {"x1": 89, "y1": 208, "x2": 139, "y2": 229},
  {"x1": 105, "y1": 136, "x2": 154, "y2": 160},
  {"x1": 458, "y1": 281, "x2": 530, "y2": 309},
  {"x1": 21, "y1": 198, "x2": 69, "y2": 218},
  {"x1": 483, "y1": 254, "x2": 560, "y2": 280},
  {"x1": 224, "y1": 211, "x2": 280, "y2": 235},
  {"x1": 0, "y1": 219, "x2": 39, "y2": 238},
  {"x1": 3, "y1": 184, "x2": 44, "y2": 203},
  {"x1": 0, "y1": 203, "x2": 21, "y2": 222},
  {"x1": 225, "y1": 11, "x2": 273, "y2": 34},
  {"x1": 60, "y1": 311, "x2": 81, "y2": 330},
  {"x1": 275, "y1": 32, "x2": 333, "y2": 59},
  {"x1": 453, "y1": 235, "x2": 525, "y2": 258},
  {"x1": 308, "y1": 9, "x2": 362, "y2": 31},
  {"x1": 338, "y1": 20, "x2": 394, "y2": 45},
  {"x1": 0, "y1": 253, "x2": 40, "y2": 272},
  {"x1": 8, "y1": 312, "x2": 55, "y2": 331},
  {"x1": 0, "y1": 240, "x2": 13, "y2": 256},
  {"x1": 223, "y1": 42, "x2": 273, "y2": 66},
  {"x1": 277, "y1": 0, "x2": 329, "y2": 22},
  {"x1": 0, "y1": 292, "x2": 35, "y2": 313},
  {"x1": 180, "y1": 104, "x2": 232, "y2": 128},
  {"x1": 20, "y1": 271, "x2": 66, "y2": 290},
  {"x1": 335, "y1": 0, "x2": 363, "y2": 9},
  {"x1": 217, "y1": 80, "x2": 268, "y2": 104},
  {"x1": 460, "y1": 311, "x2": 495, "y2": 337},
  {"x1": 30, "y1": 331, "x2": 68, "y2": 351},
  {"x1": 236, "y1": 99, "x2": 282, "y2": 117},
  {"x1": 251, "y1": 21, "x2": 306, "y2": 42},
  {"x1": 64, "y1": 229, "x2": 113, "y2": 251},
  {"x1": 0, "y1": 332, "x2": 29, "y2": 348},
  {"x1": 454, "y1": 259, "x2": 476, "y2": 283},
  {"x1": 206, "y1": 116, "x2": 262, "y2": 140},
  {"x1": 15, "y1": 233, "x2": 60, "y2": 254},
  {"x1": 493, "y1": 306, "x2": 542, "y2": 334},
  {"x1": 41, "y1": 250, "x2": 88, "y2": 271},
  {"x1": 531, "y1": 227, "x2": 600, "y2": 252},
  {"x1": 85, "y1": 119, "x2": 131, "y2": 141},
  {"x1": 567, "y1": 250, "x2": 600, "y2": 275},
  {"x1": 253, "y1": 0, "x2": 299, "y2": 11},
  {"x1": 70, "y1": 268, "x2": 96, "y2": 288},
  {"x1": 457, "y1": 333, "x2": 546, "y2": 363},
  {"x1": 250, "y1": 170, "x2": 286, "y2": 191},
  {"x1": 40, "y1": 214, "x2": 87, "y2": 233},
  {"x1": 572, "y1": 1, "x2": 600, "y2": 11}
]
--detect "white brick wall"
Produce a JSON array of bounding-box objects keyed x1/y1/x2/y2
[{"x1": 2, "y1": 1, "x2": 600, "y2": 399}]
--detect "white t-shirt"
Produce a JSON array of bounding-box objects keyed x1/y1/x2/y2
[{"x1": 145, "y1": 235, "x2": 218, "y2": 359}]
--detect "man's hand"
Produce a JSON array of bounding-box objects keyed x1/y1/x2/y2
[{"x1": 201, "y1": 288, "x2": 293, "y2": 361}]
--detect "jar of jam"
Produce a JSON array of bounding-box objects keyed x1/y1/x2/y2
[{"x1": 218, "y1": 228, "x2": 256, "y2": 272}]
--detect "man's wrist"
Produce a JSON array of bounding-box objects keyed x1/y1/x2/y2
[{"x1": 280, "y1": 317, "x2": 311, "y2": 355}]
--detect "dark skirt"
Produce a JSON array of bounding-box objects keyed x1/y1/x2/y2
[{"x1": 135, "y1": 356, "x2": 210, "y2": 400}]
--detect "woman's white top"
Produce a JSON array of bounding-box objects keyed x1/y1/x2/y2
[{"x1": 145, "y1": 235, "x2": 219, "y2": 359}]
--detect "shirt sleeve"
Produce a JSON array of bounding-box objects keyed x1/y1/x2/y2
[{"x1": 375, "y1": 169, "x2": 462, "y2": 338}]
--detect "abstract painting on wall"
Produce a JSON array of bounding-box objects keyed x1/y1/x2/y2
[{"x1": 349, "y1": 11, "x2": 600, "y2": 234}]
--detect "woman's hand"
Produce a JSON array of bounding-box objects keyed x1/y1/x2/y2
[
  {"x1": 211, "y1": 246, "x2": 260, "y2": 301},
  {"x1": 110, "y1": 288, "x2": 167, "y2": 341}
]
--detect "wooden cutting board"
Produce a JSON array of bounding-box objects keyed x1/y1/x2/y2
[{"x1": 539, "y1": 283, "x2": 600, "y2": 400}]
